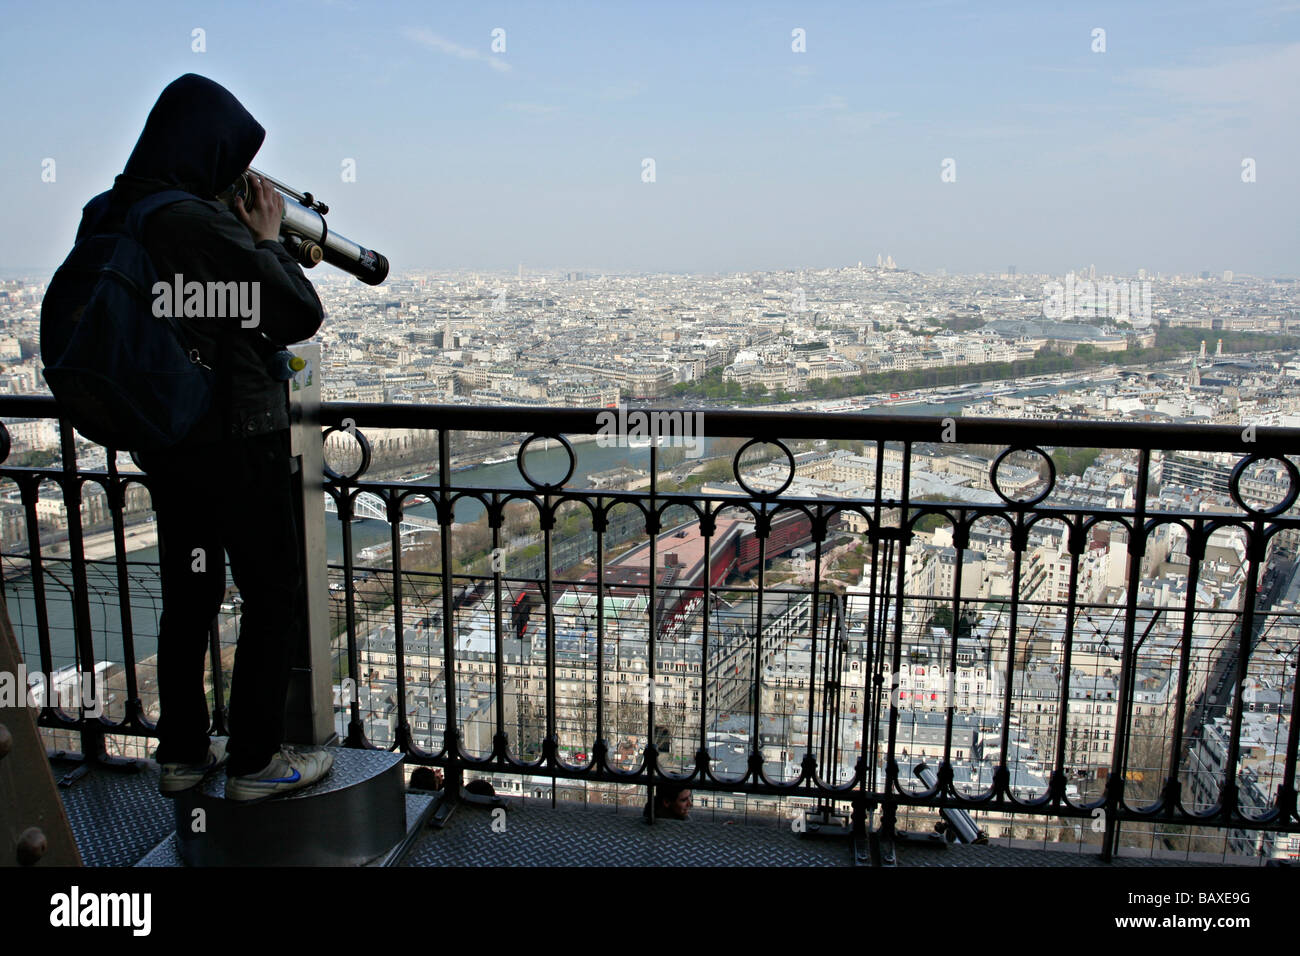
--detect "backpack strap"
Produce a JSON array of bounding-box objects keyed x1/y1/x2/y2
[
  {"x1": 125, "y1": 188, "x2": 238, "y2": 446},
  {"x1": 123, "y1": 188, "x2": 208, "y2": 366},
  {"x1": 123, "y1": 189, "x2": 199, "y2": 238}
]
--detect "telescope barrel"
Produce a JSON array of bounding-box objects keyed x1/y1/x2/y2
[
  {"x1": 913, "y1": 763, "x2": 985, "y2": 844},
  {"x1": 223, "y1": 169, "x2": 389, "y2": 285},
  {"x1": 278, "y1": 195, "x2": 389, "y2": 286}
]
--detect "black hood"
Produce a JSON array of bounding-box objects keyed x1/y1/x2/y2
[{"x1": 120, "y1": 73, "x2": 264, "y2": 199}]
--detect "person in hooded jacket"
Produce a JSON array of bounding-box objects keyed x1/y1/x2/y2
[{"x1": 75, "y1": 74, "x2": 332, "y2": 801}]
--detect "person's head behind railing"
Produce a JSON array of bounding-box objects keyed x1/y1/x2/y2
[{"x1": 645, "y1": 781, "x2": 692, "y2": 822}]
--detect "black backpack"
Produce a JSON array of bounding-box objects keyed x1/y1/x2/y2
[{"x1": 40, "y1": 190, "x2": 214, "y2": 451}]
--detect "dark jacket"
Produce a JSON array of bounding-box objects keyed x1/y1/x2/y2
[{"x1": 74, "y1": 73, "x2": 324, "y2": 446}]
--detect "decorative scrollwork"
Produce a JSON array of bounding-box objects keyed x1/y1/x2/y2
[
  {"x1": 322, "y1": 423, "x2": 372, "y2": 483},
  {"x1": 517, "y1": 433, "x2": 576, "y2": 491},
  {"x1": 732, "y1": 438, "x2": 796, "y2": 499},
  {"x1": 1228, "y1": 453, "x2": 1299, "y2": 518},
  {"x1": 990, "y1": 445, "x2": 1055, "y2": 507}
]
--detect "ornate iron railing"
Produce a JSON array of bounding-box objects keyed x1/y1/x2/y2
[{"x1": 2, "y1": 394, "x2": 1298, "y2": 860}]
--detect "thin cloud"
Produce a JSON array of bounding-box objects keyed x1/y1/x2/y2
[
  {"x1": 1026, "y1": 65, "x2": 1098, "y2": 74},
  {"x1": 600, "y1": 81, "x2": 648, "y2": 100},
  {"x1": 831, "y1": 110, "x2": 900, "y2": 131},
  {"x1": 1123, "y1": 42, "x2": 1300, "y2": 113},
  {"x1": 796, "y1": 95, "x2": 849, "y2": 113},
  {"x1": 505, "y1": 102, "x2": 560, "y2": 115},
  {"x1": 1048, "y1": 43, "x2": 1300, "y2": 171},
  {"x1": 788, "y1": 95, "x2": 898, "y2": 129},
  {"x1": 404, "y1": 26, "x2": 511, "y2": 73}
]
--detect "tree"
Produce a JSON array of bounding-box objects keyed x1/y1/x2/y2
[
  {"x1": 605, "y1": 693, "x2": 647, "y2": 756},
  {"x1": 914, "y1": 513, "x2": 949, "y2": 535},
  {"x1": 1107, "y1": 708, "x2": 1220, "y2": 853},
  {"x1": 1052, "y1": 447, "x2": 1101, "y2": 477},
  {"x1": 698, "y1": 459, "x2": 734, "y2": 484},
  {"x1": 928, "y1": 607, "x2": 973, "y2": 638},
  {"x1": 515, "y1": 694, "x2": 544, "y2": 761},
  {"x1": 7, "y1": 448, "x2": 60, "y2": 468}
]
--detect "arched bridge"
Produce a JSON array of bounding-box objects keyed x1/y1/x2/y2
[{"x1": 322, "y1": 491, "x2": 440, "y2": 534}]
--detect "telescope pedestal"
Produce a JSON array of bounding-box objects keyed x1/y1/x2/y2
[{"x1": 137, "y1": 747, "x2": 438, "y2": 867}]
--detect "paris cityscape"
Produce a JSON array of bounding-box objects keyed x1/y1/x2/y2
[
  {"x1": 0, "y1": 2, "x2": 1296, "y2": 903},
  {"x1": 4, "y1": 260, "x2": 1298, "y2": 862}
]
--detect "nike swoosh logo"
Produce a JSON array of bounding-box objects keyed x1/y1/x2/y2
[{"x1": 265, "y1": 769, "x2": 302, "y2": 784}]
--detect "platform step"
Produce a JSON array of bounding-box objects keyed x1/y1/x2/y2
[
  {"x1": 137, "y1": 792, "x2": 436, "y2": 867},
  {"x1": 150, "y1": 747, "x2": 419, "y2": 866}
]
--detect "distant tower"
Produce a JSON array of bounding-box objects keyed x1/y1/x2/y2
[
  {"x1": 518, "y1": 263, "x2": 523, "y2": 280},
  {"x1": 1188, "y1": 362, "x2": 1200, "y2": 391},
  {"x1": 1138, "y1": 268, "x2": 1147, "y2": 280},
  {"x1": 445, "y1": 312, "x2": 453, "y2": 350},
  {"x1": 876, "y1": 253, "x2": 883, "y2": 268},
  {"x1": 1223, "y1": 269, "x2": 1234, "y2": 282},
  {"x1": 1089, "y1": 263, "x2": 1096, "y2": 280},
  {"x1": 1199, "y1": 340, "x2": 1207, "y2": 360},
  {"x1": 886, "y1": 255, "x2": 896, "y2": 269},
  {"x1": 1008, "y1": 265, "x2": 1016, "y2": 277},
  {"x1": 1216, "y1": 339, "x2": 1223, "y2": 358}
]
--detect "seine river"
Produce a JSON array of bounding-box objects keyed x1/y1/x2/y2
[{"x1": 3, "y1": 433, "x2": 716, "y2": 669}]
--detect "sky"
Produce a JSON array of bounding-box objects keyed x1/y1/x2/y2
[{"x1": 2, "y1": 0, "x2": 1298, "y2": 278}]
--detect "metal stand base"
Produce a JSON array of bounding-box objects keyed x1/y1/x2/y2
[
  {"x1": 416, "y1": 781, "x2": 506, "y2": 829},
  {"x1": 800, "y1": 807, "x2": 853, "y2": 839},
  {"x1": 137, "y1": 792, "x2": 435, "y2": 867},
  {"x1": 163, "y1": 747, "x2": 409, "y2": 866}
]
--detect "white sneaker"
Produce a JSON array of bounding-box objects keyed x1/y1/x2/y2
[
  {"x1": 158, "y1": 737, "x2": 229, "y2": 796},
  {"x1": 224, "y1": 747, "x2": 335, "y2": 803}
]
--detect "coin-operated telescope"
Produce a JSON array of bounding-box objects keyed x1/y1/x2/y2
[{"x1": 219, "y1": 167, "x2": 389, "y2": 285}]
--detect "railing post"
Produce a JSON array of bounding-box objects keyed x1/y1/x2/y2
[
  {"x1": 283, "y1": 344, "x2": 335, "y2": 745},
  {"x1": 58, "y1": 418, "x2": 104, "y2": 761}
]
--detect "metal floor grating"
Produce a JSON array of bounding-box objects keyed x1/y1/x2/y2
[
  {"x1": 400, "y1": 797, "x2": 856, "y2": 867},
  {"x1": 399, "y1": 798, "x2": 1263, "y2": 868},
  {"x1": 52, "y1": 757, "x2": 176, "y2": 868},
  {"x1": 53, "y1": 756, "x2": 1270, "y2": 868}
]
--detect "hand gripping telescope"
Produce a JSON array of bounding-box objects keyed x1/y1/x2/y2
[{"x1": 220, "y1": 167, "x2": 389, "y2": 285}]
